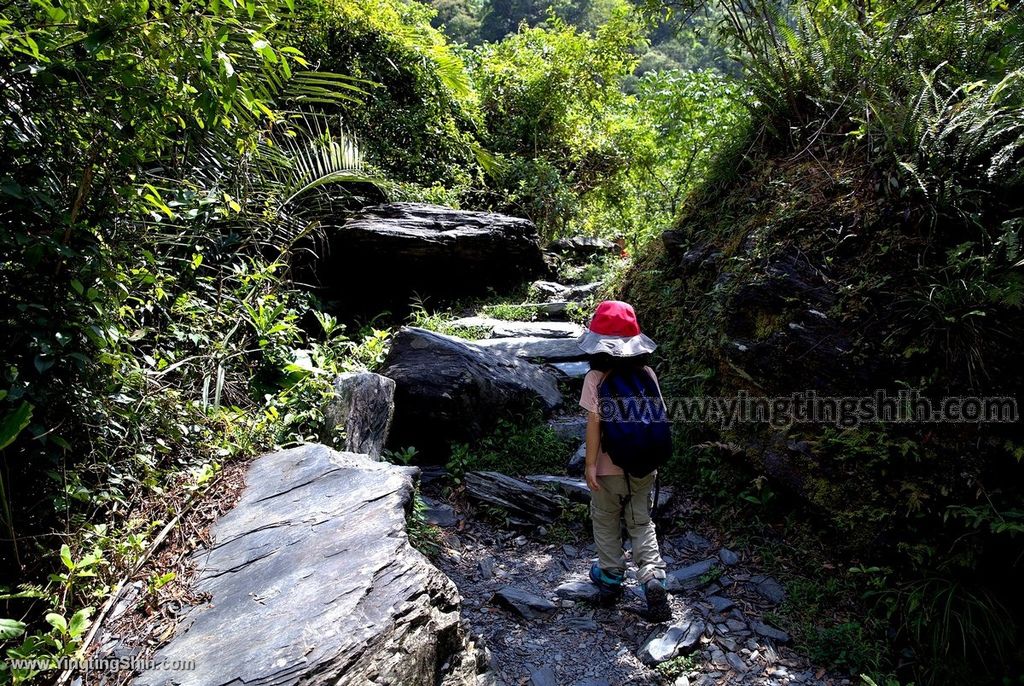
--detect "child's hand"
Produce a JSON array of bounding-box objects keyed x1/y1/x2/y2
[{"x1": 585, "y1": 465, "x2": 601, "y2": 492}]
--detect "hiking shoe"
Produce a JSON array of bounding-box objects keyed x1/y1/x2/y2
[
  {"x1": 589, "y1": 564, "x2": 624, "y2": 606},
  {"x1": 643, "y1": 578, "x2": 672, "y2": 622}
]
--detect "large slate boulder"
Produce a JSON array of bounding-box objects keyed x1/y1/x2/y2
[
  {"x1": 318, "y1": 203, "x2": 545, "y2": 312},
  {"x1": 381, "y1": 328, "x2": 562, "y2": 455},
  {"x1": 323, "y1": 371, "x2": 395, "y2": 458},
  {"x1": 133, "y1": 445, "x2": 477, "y2": 686}
]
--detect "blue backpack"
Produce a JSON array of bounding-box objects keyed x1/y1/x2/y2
[{"x1": 597, "y1": 368, "x2": 672, "y2": 478}]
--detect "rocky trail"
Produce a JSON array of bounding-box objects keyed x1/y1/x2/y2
[
  {"x1": 425, "y1": 492, "x2": 852, "y2": 686},
  {"x1": 105, "y1": 207, "x2": 854, "y2": 686}
]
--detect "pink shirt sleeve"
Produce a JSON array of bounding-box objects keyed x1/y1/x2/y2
[{"x1": 579, "y1": 370, "x2": 603, "y2": 413}]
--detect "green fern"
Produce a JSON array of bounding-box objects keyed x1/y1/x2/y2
[{"x1": 264, "y1": 113, "x2": 374, "y2": 206}]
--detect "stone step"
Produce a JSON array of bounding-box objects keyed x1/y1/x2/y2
[
  {"x1": 531, "y1": 280, "x2": 603, "y2": 301},
  {"x1": 548, "y1": 236, "x2": 617, "y2": 258},
  {"x1": 525, "y1": 474, "x2": 590, "y2": 503},
  {"x1": 474, "y1": 336, "x2": 586, "y2": 362},
  {"x1": 448, "y1": 317, "x2": 584, "y2": 340}
]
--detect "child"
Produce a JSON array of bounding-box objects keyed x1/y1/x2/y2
[{"x1": 576, "y1": 300, "x2": 672, "y2": 622}]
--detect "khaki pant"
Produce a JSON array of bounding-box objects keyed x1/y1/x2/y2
[{"x1": 590, "y1": 473, "x2": 666, "y2": 583}]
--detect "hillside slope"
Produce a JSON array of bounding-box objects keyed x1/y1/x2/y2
[{"x1": 622, "y1": 144, "x2": 1024, "y2": 680}]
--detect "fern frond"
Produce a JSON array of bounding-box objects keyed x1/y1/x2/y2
[{"x1": 264, "y1": 113, "x2": 373, "y2": 206}]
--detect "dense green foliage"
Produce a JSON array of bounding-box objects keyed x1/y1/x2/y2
[
  {"x1": 0, "y1": 0, "x2": 403, "y2": 679},
  {"x1": 429, "y1": 0, "x2": 737, "y2": 79},
  {"x1": 469, "y1": 12, "x2": 746, "y2": 241},
  {"x1": 299, "y1": 0, "x2": 481, "y2": 190},
  {"x1": 471, "y1": 12, "x2": 649, "y2": 234}
]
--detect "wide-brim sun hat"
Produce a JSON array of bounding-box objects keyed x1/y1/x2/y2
[{"x1": 576, "y1": 300, "x2": 657, "y2": 357}]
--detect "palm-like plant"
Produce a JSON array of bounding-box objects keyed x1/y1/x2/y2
[
  {"x1": 264, "y1": 113, "x2": 374, "y2": 208},
  {"x1": 236, "y1": 112, "x2": 379, "y2": 253}
]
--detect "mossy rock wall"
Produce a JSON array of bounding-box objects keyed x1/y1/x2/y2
[{"x1": 622, "y1": 152, "x2": 1023, "y2": 571}]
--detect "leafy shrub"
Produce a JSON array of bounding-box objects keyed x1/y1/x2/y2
[
  {"x1": 471, "y1": 11, "x2": 652, "y2": 238},
  {"x1": 300, "y1": 0, "x2": 480, "y2": 188},
  {"x1": 448, "y1": 412, "x2": 572, "y2": 479},
  {"x1": 407, "y1": 489, "x2": 444, "y2": 557},
  {"x1": 0, "y1": 0, "x2": 404, "y2": 675}
]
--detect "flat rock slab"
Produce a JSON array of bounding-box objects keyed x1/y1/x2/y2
[
  {"x1": 726, "y1": 651, "x2": 747, "y2": 672},
  {"x1": 549, "y1": 236, "x2": 617, "y2": 258},
  {"x1": 726, "y1": 618, "x2": 749, "y2": 633},
  {"x1": 637, "y1": 612, "x2": 706, "y2": 665},
  {"x1": 530, "y1": 280, "x2": 602, "y2": 302},
  {"x1": 707, "y1": 595, "x2": 735, "y2": 613},
  {"x1": 750, "y1": 574, "x2": 787, "y2": 604},
  {"x1": 666, "y1": 558, "x2": 718, "y2": 592},
  {"x1": 422, "y1": 495, "x2": 459, "y2": 527},
  {"x1": 550, "y1": 361, "x2": 590, "y2": 379},
  {"x1": 531, "y1": 280, "x2": 569, "y2": 299},
  {"x1": 750, "y1": 620, "x2": 791, "y2": 643},
  {"x1": 474, "y1": 336, "x2": 587, "y2": 362},
  {"x1": 465, "y1": 471, "x2": 565, "y2": 526},
  {"x1": 449, "y1": 317, "x2": 584, "y2": 339},
  {"x1": 133, "y1": 445, "x2": 472, "y2": 686},
  {"x1": 492, "y1": 586, "x2": 558, "y2": 620}
]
